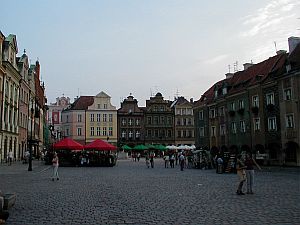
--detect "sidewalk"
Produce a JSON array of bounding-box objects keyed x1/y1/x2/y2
[{"x1": 0, "y1": 160, "x2": 49, "y2": 175}]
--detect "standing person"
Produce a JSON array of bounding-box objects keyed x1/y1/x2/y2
[
  {"x1": 164, "y1": 155, "x2": 169, "y2": 168},
  {"x1": 8, "y1": 150, "x2": 13, "y2": 166},
  {"x1": 170, "y1": 154, "x2": 175, "y2": 168},
  {"x1": 137, "y1": 153, "x2": 141, "y2": 162},
  {"x1": 150, "y1": 153, "x2": 154, "y2": 168},
  {"x1": 236, "y1": 154, "x2": 247, "y2": 195},
  {"x1": 145, "y1": 155, "x2": 150, "y2": 168},
  {"x1": 244, "y1": 153, "x2": 261, "y2": 194},
  {"x1": 52, "y1": 152, "x2": 59, "y2": 181},
  {"x1": 179, "y1": 153, "x2": 185, "y2": 171}
]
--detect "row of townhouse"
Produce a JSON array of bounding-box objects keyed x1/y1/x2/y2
[
  {"x1": 0, "y1": 31, "x2": 47, "y2": 162},
  {"x1": 47, "y1": 92, "x2": 195, "y2": 148},
  {"x1": 193, "y1": 37, "x2": 300, "y2": 166}
]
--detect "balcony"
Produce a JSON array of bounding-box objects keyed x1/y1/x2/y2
[
  {"x1": 251, "y1": 106, "x2": 259, "y2": 115},
  {"x1": 266, "y1": 104, "x2": 275, "y2": 112},
  {"x1": 285, "y1": 130, "x2": 297, "y2": 139}
]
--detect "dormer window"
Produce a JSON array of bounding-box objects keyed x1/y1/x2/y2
[{"x1": 222, "y1": 87, "x2": 227, "y2": 95}]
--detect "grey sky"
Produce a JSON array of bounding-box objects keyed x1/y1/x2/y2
[{"x1": 1, "y1": 0, "x2": 299, "y2": 106}]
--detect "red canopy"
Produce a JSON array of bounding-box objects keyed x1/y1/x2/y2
[
  {"x1": 53, "y1": 137, "x2": 84, "y2": 150},
  {"x1": 84, "y1": 139, "x2": 117, "y2": 151}
]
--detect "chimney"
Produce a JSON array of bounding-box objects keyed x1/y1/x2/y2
[
  {"x1": 190, "y1": 98, "x2": 193, "y2": 103},
  {"x1": 276, "y1": 50, "x2": 287, "y2": 55},
  {"x1": 35, "y1": 60, "x2": 40, "y2": 79},
  {"x1": 243, "y1": 62, "x2": 254, "y2": 70},
  {"x1": 288, "y1": 36, "x2": 300, "y2": 54},
  {"x1": 225, "y1": 73, "x2": 234, "y2": 79}
]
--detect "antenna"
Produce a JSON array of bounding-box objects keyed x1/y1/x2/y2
[
  {"x1": 274, "y1": 41, "x2": 278, "y2": 53},
  {"x1": 233, "y1": 61, "x2": 239, "y2": 72},
  {"x1": 77, "y1": 88, "x2": 79, "y2": 97},
  {"x1": 150, "y1": 88, "x2": 153, "y2": 97},
  {"x1": 228, "y1": 65, "x2": 231, "y2": 73}
]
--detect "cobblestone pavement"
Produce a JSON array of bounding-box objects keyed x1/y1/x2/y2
[{"x1": 1, "y1": 159, "x2": 299, "y2": 225}]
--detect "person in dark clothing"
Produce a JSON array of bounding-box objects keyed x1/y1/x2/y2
[
  {"x1": 236, "y1": 154, "x2": 246, "y2": 195},
  {"x1": 244, "y1": 153, "x2": 261, "y2": 194}
]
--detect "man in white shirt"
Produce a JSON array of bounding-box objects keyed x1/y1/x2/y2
[{"x1": 8, "y1": 151, "x2": 13, "y2": 166}]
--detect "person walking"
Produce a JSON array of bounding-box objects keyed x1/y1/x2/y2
[
  {"x1": 170, "y1": 154, "x2": 175, "y2": 168},
  {"x1": 145, "y1": 155, "x2": 150, "y2": 168},
  {"x1": 150, "y1": 154, "x2": 154, "y2": 168},
  {"x1": 164, "y1": 155, "x2": 169, "y2": 168},
  {"x1": 8, "y1": 150, "x2": 13, "y2": 166},
  {"x1": 179, "y1": 153, "x2": 185, "y2": 171},
  {"x1": 236, "y1": 154, "x2": 247, "y2": 195},
  {"x1": 244, "y1": 153, "x2": 261, "y2": 194},
  {"x1": 52, "y1": 152, "x2": 59, "y2": 181}
]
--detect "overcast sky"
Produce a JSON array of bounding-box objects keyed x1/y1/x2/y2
[{"x1": 1, "y1": 0, "x2": 299, "y2": 107}]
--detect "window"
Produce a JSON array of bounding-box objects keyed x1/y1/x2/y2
[
  {"x1": 122, "y1": 119, "x2": 126, "y2": 126},
  {"x1": 199, "y1": 127, "x2": 204, "y2": 137},
  {"x1": 90, "y1": 114, "x2": 94, "y2": 122},
  {"x1": 109, "y1": 114, "x2": 113, "y2": 122},
  {"x1": 154, "y1": 117, "x2": 159, "y2": 124},
  {"x1": 266, "y1": 93, "x2": 274, "y2": 105},
  {"x1": 183, "y1": 130, "x2": 187, "y2": 137},
  {"x1": 231, "y1": 122, "x2": 237, "y2": 134},
  {"x1": 128, "y1": 130, "x2": 133, "y2": 138},
  {"x1": 109, "y1": 127, "x2": 113, "y2": 136},
  {"x1": 160, "y1": 106, "x2": 164, "y2": 112},
  {"x1": 253, "y1": 118, "x2": 260, "y2": 131},
  {"x1": 97, "y1": 104, "x2": 100, "y2": 109},
  {"x1": 268, "y1": 117, "x2": 277, "y2": 131},
  {"x1": 78, "y1": 114, "x2": 82, "y2": 122},
  {"x1": 230, "y1": 102, "x2": 235, "y2": 111},
  {"x1": 66, "y1": 128, "x2": 69, "y2": 136},
  {"x1": 167, "y1": 130, "x2": 172, "y2": 137},
  {"x1": 183, "y1": 118, "x2": 187, "y2": 125},
  {"x1": 210, "y1": 109, "x2": 216, "y2": 118},
  {"x1": 167, "y1": 117, "x2": 172, "y2": 125},
  {"x1": 188, "y1": 118, "x2": 192, "y2": 125},
  {"x1": 90, "y1": 127, "x2": 94, "y2": 136},
  {"x1": 147, "y1": 117, "x2": 152, "y2": 125},
  {"x1": 199, "y1": 111, "x2": 204, "y2": 120},
  {"x1": 136, "y1": 131, "x2": 140, "y2": 138},
  {"x1": 219, "y1": 107, "x2": 225, "y2": 116},
  {"x1": 97, "y1": 114, "x2": 101, "y2": 122},
  {"x1": 252, "y1": 95, "x2": 259, "y2": 107},
  {"x1": 103, "y1": 114, "x2": 107, "y2": 122},
  {"x1": 177, "y1": 130, "x2": 181, "y2": 138},
  {"x1": 136, "y1": 119, "x2": 140, "y2": 126},
  {"x1": 182, "y1": 109, "x2": 186, "y2": 115},
  {"x1": 176, "y1": 109, "x2": 181, "y2": 115},
  {"x1": 66, "y1": 115, "x2": 69, "y2": 123},
  {"x1": 187, "y1": 109, "x2": 192, "y2": 115},
  {"x1": 102, "y1": 127, "x2": 107, "y2": 136},
  {"x1": 96, "y1": 127, "x2": 101, "y2": 136},
  {"x1": 154, "y1": 130, "x2": 159, "y2": 137},
  {"x1": 129, "y1": 119, "x2": 133, "y2": 126},
  {"x1": 286, "y1": 114, "x2": 294, "y2": 128},
  {"x1": 284, "y1": 88, "x2": 292, "y2": 101},
  {"x1": 211, "y1": 126, "x2": 216, "y2": 137},
  {"x1": 77, "y1": 128, "x2": 82, "y2": 136},
  {"x1": 220, "y1": 124, "x2": 226, "y2": 136},
  {"x1": 104, "y1": 104, "x2": 107, "y2": 109},
  {"x1": 188, "y1": 130, "x2": 193, "y2": 138},
  {"x1": 238, "y1": 100, "x2": 244, "y2": 109},
  {"x1": 240, "y1": 121, "x2": 246, "y2": 133},
  {"x1": 161, "y1": 116, "x2": 165, "y2": 124},
  {"x1": 147, "y1": 130, "x2": 151, "y2": 137},
  {"x1": 177, "y1": 118, "x2": 181, "y2": 125},
  {"x1": 222, "y1": 87, "x2": 227, "y2": 95},
  {"x1": 154, "y1": 106, "x2": 158, "y2": 112},
  {"x1": 121, "y1": 130, "x2": 126, "y2": 138}
]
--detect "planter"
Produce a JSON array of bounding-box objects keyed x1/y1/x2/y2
[{"x1": 3, "y1": 193, "x2": 16, "y2": 210}]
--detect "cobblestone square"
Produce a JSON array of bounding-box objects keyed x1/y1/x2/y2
[{"x1": 1, "y1": 159, "x2": 300, "y2": 225}]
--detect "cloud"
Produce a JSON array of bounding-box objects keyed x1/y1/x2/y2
[
  {"x1": 240, "y1": 0, "x2": 300, "y2": 37},
  {"x1": 203, "y1": 54, "x2": 229, "y2": 65}
]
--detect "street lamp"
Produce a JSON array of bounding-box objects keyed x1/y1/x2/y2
[{"x1": 28, "y1": 107, "x2": 34, "y2": 171}]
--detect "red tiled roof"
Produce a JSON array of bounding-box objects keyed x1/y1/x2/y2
[
  {"x1": 194, "y1": 53, "x2": 288, "y2": 107},
  {"x1": 70, "y1": 96, "x2": 94, "y2": 110}
]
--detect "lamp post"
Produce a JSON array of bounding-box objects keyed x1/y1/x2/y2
[{"x1": 28, "y1": 107, "x2": 34, "y2": 171}]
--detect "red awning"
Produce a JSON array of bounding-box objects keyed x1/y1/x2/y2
[
  {"x1": 84, "y1": 139, "x2": 117, "y2": 151},
  {"x1": 53, "y1": 137, "x2": 84, "y2": 150}
]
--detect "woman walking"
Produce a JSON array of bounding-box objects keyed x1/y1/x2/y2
[
  {"x1": 245, "y1": 153, "x2": 261, "y2": 194},
  {"x1": 236, "y1": 154, "x2": 246, "y2": 195},
  {"x1": 52, "y1": 152, "x2": 59, "y2": 181}
]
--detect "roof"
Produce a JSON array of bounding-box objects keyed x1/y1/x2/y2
[
  {"x1": 194, "y1": 53, "x2": 288, "y2": 107},
  {"x1": 289, "y1": 43, "x2": 300, "y2": 68},
  {"x1": 69, "y1": 96, "x2": 94, "y2": 110}
]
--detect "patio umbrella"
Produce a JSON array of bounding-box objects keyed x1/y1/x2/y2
[
  {"x1": 145, "y1": 144, "x2": 155, "y2": 149},
  {"x1": 133, "y1": 144, "x2": 148, "y2": 151},
  {"x1": 84, "y1": 139, "x2": 117, "y2": 151},
  {"x1": 154, "y1": 144, "x2": 167, "y2": 151},
  {"x1": 53, "y1": 137, "x2": 84, "y2": 150},
  {"x1": 122, "y1": 145, "x2": 132, "y2": 151}
]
